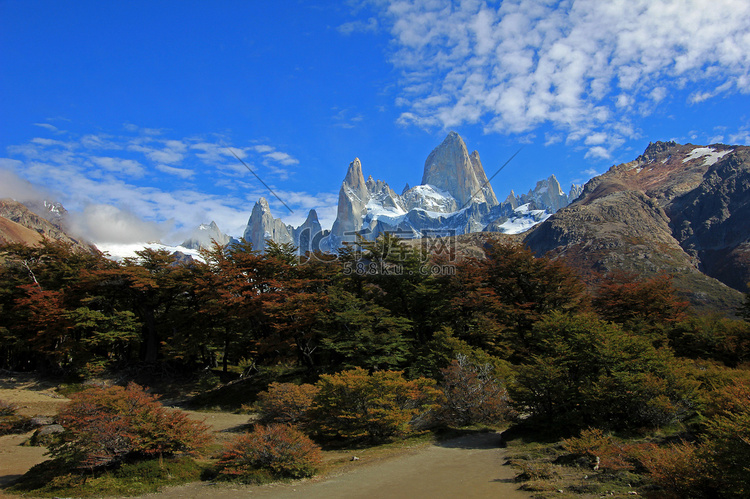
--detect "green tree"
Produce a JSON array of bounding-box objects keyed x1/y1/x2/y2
[
  {"x1": 511, "y1": 312, "x2": 699, "y2": 431},
  {"x1": 318, "y1": 286, "x2": 412, "y2": 371},
  {"x1": 86, "y1": 248, "x2": 194, "y2": 363}
]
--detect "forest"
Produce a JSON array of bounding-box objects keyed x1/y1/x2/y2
[{"x1": 1, "y1": 235, "x2": 749, "y2": 498}]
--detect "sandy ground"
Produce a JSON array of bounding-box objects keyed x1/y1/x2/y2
[
  {"x1": 0, "y1": 377, "x2": 530, "y2": 499},
  {"x1": 131, "y1": 431, "x2": 530, "y2": 499}
]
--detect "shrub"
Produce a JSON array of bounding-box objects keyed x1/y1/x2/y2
[
  {"x1": 562, "y1": 428, "x2": 652, "y2": 473},
  {"x1": 310, "y1": 368, "x2": 443, "y2": 441},
  {"x1": 699, "y1": 380, "x2": 750, "y2": 498},
  {"x1": 437, "y1": 354, "x2": 512, "y2": 426},
  {"x1": 511, "y1": 312, "x2": 700, "y2": 432},
  {"x1": 634, "y1": 441, "x2": 706, "y2": 498},
  {"x1": 0, "y1": 399, "x2": 32, "y2": 435},
  {"x1": 217, "y1": 424, "x2": 322, "y2": 481},
  {"x1": 49, "y1": 383, "x2": 211, "y2": 470},
  {"x1": 256, "y1": 382, "x2": 319, "y2": 425}
]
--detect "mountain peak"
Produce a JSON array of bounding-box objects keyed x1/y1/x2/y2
[
  {"x1": 344, "y1": 158, "x2": 366, "y2": 190},
  {"x1": 422, "y1": 132, "x2": 498, "y2": 207},
  {"x1": 255, "y1": 197, "x2": 271, "y2": 212}
]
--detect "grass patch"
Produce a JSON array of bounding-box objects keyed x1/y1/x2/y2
[{"x1": 8, "y1": 456, "x2": 204, "y2": 497}]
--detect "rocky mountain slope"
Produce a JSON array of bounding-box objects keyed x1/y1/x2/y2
[
  {"x1": 523, "y1": 141, "x2": 749, "y2": 313},
  {"x1": 0, "y1": 199, "x2": 94, "y2": 253}
]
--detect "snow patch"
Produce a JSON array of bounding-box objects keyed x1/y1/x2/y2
[
  {"x1": 496, "y1": 204, "x2": 551, "y2": 234},
  {"x1": 95, "y1": 242, "x2": 203, "y2": 262},
  {"x1": 702, "y1": 149, "x2": 733, "y2": 166}
]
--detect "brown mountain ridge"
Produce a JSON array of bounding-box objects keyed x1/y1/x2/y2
[{"x1": 523, "y1": 141, "x2": 749, "y2": 314}]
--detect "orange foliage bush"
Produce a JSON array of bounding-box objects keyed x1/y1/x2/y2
[
  {"x1": 256, "y1": 382, "x2": 319, "y2": 425},
  {"x1": 50, "y1": 383, "x2": 211, "y2": 470},
  {"x1": 634, "y1": 441, "x2": 705, "y2": 498},
  {"x1": 562, "y1": 428, "x2": 652, "y2": 472},
  {"x1": 310, "y1": 368, "x2": 443, "y2": 441},
  {"x1": 217, "y1": 424, "x2": 322, "y2": 480}
]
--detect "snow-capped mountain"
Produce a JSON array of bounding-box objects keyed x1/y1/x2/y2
[
  {"x1": 242, "y1": 132, "x2": 580, "y2": 253},
  {"x1": 181, "y1": 221, "x2": 232, "y2": 251}
]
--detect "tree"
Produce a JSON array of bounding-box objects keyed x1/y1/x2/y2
[
  {"x1": 318, "y1": 286, "x2": 412, "y2": 371},
  {"x1": 85, "y1": 248, "x2": 194, "y2": 363},
  {"x1": 740, "y1": 287, "x2": 750, "y2": 322},
  {"x1": 437, "y1": 354, "x2": 512, "y2": 426},
  {"x1": 511, "y1": 312, "x2": 700, "y2": 431},
  {"x1": 191, "y1": 240, "x2": 267, "y2": 371},
  {"x1": 593, "y1": 272, "x2": 688, "y2": 337},
  {"x1": 448, "y1": 240, "x2": 587, "y2": 359}
]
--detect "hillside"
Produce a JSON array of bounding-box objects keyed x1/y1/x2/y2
[
  {"x1": 0, "y1": 199, "x2": 95, "y2": 254},
  {"x1": 523, "y1": 141, "x2": 749, "y2": 314}
]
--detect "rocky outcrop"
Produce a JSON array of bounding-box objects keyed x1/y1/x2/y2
[
  {"x1": 329, "y1": 158, "x2": 370, "y2": 248},
  {"x1": 293, "y1": 209, "x2": 324, "y2": 254},
  {"x1": 243, "y1": 132, "x2": 579, "y2": 252}
]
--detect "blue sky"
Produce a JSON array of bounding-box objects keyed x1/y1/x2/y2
[{"x1": 2, "y1": 0, "x2": 750, "y2": 245}]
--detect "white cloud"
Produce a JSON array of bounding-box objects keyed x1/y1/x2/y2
[
  {"x1": 585, "y1": 146, "x2": 611, "y2": 160},
  {"x1": 91, "y1": 157, "x2": 146, "y2": 177},
  {"x1": 0, "y1": 167, "x2": 51, "y2": 203},
  {"x1": 3, "y1": 128, "x2": 333, "y2": 244},
  {"x1": 33, "y1": 123, "x2": 62, "y2": 134},
  {"x1": 338, "y1": 17, "x2": 378, "y2": 35},
  {"x1": 728, "y1": 129, "x2": 750, "y2": 144},
  {"x1": 373, "y1": 0, "x2": 750, "y2": 156},
  {"x1": 68, "y1": 204, "x2": 166, "y2": 244},
  {"x1": 156, "y1": 164, "x2": 195, "y2": 179}
]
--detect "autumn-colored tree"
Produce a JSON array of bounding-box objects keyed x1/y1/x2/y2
[
  {"x1": 262, "y1": 248, "x2": 336, "y2": 370},
  {"x1": 310, "y1": 368, "x2": 443, "y2": 441},
  {"x1": 699, "y1": 379, "x2": 750, "y2": 498},
  {"x1": 448, "y1": 240, "x2": 587, "y2": 359},
  {"x1": 593, "y1": 272, "x2": 688, "y2": 334},
  {"x1": 0, "y1": 240, "x2": 122, "y2": 372},
  {"x1": 85, "y1": 248, "x2": 194, "y2": 363},
  {"x1": 190, "y1": 240, "x2": 268, "y2": 371},
  {"x1": 50, "y1": 383, "x2": 210, "y2": 471}
]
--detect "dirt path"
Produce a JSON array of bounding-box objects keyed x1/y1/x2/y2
[{"x1": 134, "y1": 431, "x2": 530, "y2": 499}]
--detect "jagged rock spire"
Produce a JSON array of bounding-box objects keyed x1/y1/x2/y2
[{"x1": 421, "y1": 132, "x2": 499, "y2": 207}]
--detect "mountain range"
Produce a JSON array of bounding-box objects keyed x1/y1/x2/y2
[{"x1": 239, "y1": 132, "x2": 581, "y2": 253}]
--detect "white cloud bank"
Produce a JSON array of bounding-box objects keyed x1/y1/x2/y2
[
  {"x1": 0, "y1": 128, "x2": 338, "y2": 246},
  {"x1": 372, "y1": 0, "x2": 750, "y2": 158}
]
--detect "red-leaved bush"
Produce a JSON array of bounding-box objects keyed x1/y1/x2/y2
[
  {"x1": 217, "y1": 424, "x2": 322, "y2": 481},
  {"x1": 50, "y1": 383, "x2": 211, "y2": 470}
]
